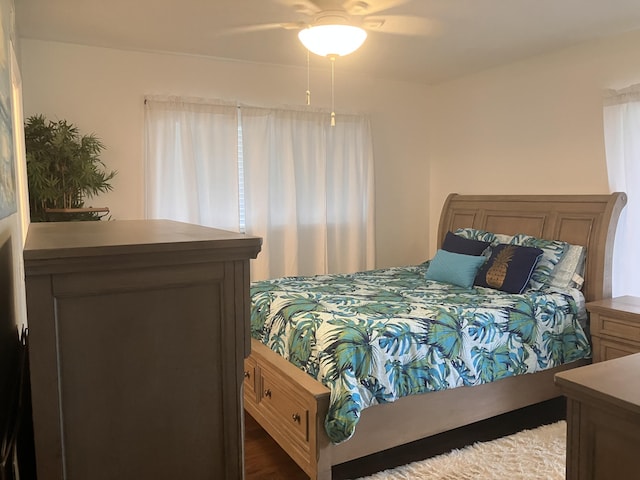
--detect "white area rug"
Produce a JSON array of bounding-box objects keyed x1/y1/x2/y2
[{"x1": 357, "y1": 421, "x2": 566, "y2": 480}]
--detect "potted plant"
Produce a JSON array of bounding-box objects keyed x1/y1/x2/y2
[{"x1": 24, "y1": 114, "x2": 117, "y2": 222}]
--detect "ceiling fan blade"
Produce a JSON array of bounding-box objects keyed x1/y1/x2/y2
[
  {"x1": 343, "y1": 0, "x2": 411, "y2": 16},
  {"x1": 275, "y1": 0, "x2": 339, "y2": 15},
  {"x1": 305, "y1": 0, "x2": 346, "y2": 11},
  {"x1": 268, "y1": 0, "x2": 310, "y2": 17},
  {"x1": 365, "y1": 14, "x2": 441, "y2": 36},
  {"x1": 218, "y1": 21, "x2": 305, "y2": 36}
]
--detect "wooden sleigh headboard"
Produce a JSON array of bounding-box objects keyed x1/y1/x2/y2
[{"x1": 437, "y1": 193, "x2": 627, "y2": 303}]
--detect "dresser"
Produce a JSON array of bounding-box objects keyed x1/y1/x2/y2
[
  {"x1": 587, "y1": 296, "x2": 640, "y2": 362},
  {"x1": 555, "y1": 353, "x2": 640, "y2": 480},
  {"x1": 23, "y1": 220, "x2": 261, "y2": 480}
]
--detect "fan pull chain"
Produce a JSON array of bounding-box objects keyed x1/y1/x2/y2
[
  {"x1": 306, "y1": 49, "x2": 311, "y2": 106},
  {"x1": 330, "y1": 55, "x2": 336, "y2": 127}
]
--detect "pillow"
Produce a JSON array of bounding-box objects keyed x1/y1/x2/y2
[
  {"x1": 475, "y1": 244, "x2": 543, "y2": 294},
  {"x1": 454, "y1": 228, "x2": 513, "y2": 246},
  {"x1": 549, "y1": 244, "x2": 586, "y2": 290},
  {"x1": 442, "y1": 231, "x2": 491, "y2": 256},
  {"x1": 510, "y1": 234, "x2": 569, "y2": 290},
  {"x1": 454, "y1": 228, "x2": 496, "y2": 244},
  {"x1": 425, "y1": 249, "x2": 486, "y2": 289}
]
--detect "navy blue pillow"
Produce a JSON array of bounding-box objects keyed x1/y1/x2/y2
[
  {"x1": 442, "y1": 231, "x2": 491, "y2": 256},
  {"x1": 475, "y1": 244, "x2": 543, "y2": 294}
]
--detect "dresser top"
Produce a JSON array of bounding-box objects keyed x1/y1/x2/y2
[
  {"x1": 24, "y1": 219, "x2": 262, "y2": 263},
  {"x1": 586, "y1": 295, "x2": 640, "y2": 316},
  {"x1": 555, "y1": 353, "x2": 640, "y2": 415}
]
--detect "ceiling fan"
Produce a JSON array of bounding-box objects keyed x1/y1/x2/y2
[
  {"x1": 228, "y1": 0, "x2": 438, "y2": 57},
  {"x1": 225, "y1": 0, "x2": 437, "y2": 124}
]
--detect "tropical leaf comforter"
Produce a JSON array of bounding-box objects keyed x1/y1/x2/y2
[{"x1": 250, "y1": 263, "x2": 591, "y2": 444}]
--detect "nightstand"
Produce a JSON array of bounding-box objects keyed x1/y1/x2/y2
[{"x1": 587, "y1": 296, "x2": 640, "y2": 363}]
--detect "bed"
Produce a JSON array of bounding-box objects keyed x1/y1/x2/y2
[{"x1": 243, "y1": 192, "x2": 627, "y2": 480}]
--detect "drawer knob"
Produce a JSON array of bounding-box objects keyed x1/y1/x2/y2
[
  {"x1": 292, "y1": 413, "x2": 301, "y2": 423},
  {"x1": 243, "y1": 371, "x2": 250, "y2": 379},
  {"x1": 264, "y1": 388, "x2": 272, "y2": 398}
]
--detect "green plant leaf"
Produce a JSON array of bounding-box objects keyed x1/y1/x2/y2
[{"x1": 24, "y1": 114, "x2": 117, "y2": 221}]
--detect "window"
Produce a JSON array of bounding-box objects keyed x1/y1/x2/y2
[
  {"x1": 603, "y1": 85, "x2": 640, "y2": 297},
  {"x1": 145, "y1": 97, "x2": 375, "y2": 280}
]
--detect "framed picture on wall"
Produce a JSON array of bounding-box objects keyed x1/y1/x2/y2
[{"x1": 0, "y1": 10, "x2": 16, "y2": 221}]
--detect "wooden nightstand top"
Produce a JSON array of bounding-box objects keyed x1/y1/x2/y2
[
  {"x1": 586, "y1": 296, "x2": 640, "y2": 317},
  {"x1": 555, "y1": 352, "x2": 640, "y2": 416}
]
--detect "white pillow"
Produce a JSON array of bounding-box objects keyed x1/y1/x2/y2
[{"x1": 549, "y1": 244, "x2": 586, "y2": 290}]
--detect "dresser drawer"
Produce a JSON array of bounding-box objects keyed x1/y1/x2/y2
[
  {"x1": 591, "y1": 314, "x2": 640, "y2": 342},
  {"x1": 257, "y1": 367, "x2": 311, "y2": 455},
  {"x1": 592, "y1": 336, "x2": 640, "y2": 362}
]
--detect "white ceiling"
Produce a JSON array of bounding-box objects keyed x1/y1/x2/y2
[{"x1": 14, "y1": 0, "x2": 640, "y2": 85}]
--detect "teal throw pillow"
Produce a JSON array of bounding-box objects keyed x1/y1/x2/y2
[{"x1": 425, "y1": 249, "x2": 486, "y2": 288}]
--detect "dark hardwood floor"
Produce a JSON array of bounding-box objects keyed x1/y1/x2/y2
[
  {"x1": 244, "y1": 397, "x2": 565, "y2": 480},
  {"x1": 244, "y1": 413, "x2": 308, "y2": 479}
]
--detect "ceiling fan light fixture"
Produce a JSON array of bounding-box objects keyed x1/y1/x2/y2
[{"x1": 298, "y1": 24, "x2": 367, "y2": 57}]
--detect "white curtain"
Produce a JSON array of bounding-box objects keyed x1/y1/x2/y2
[
  {"x1": 145, "y1": 98, "x2": 375, "y2": 281},
  {"x1": 241, "y1": 107, "x2": 375, "y2": 280},
  {"x1": 603, "y1": 85, "x2": 640, "y2": 297},
  {"x1": 144, "y1": 97, "x2": 240, "y2": 231}
]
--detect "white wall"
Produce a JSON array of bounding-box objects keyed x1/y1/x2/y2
[
  {"x1": 19, "y1": 39, "x2": 433, "y2": 268},
  {"x1": 428, "y1": 29, "x2": 640, "y2": 252},
  {"x1": 20, "y1": 28, "x2": 640, "y2": 267}
]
